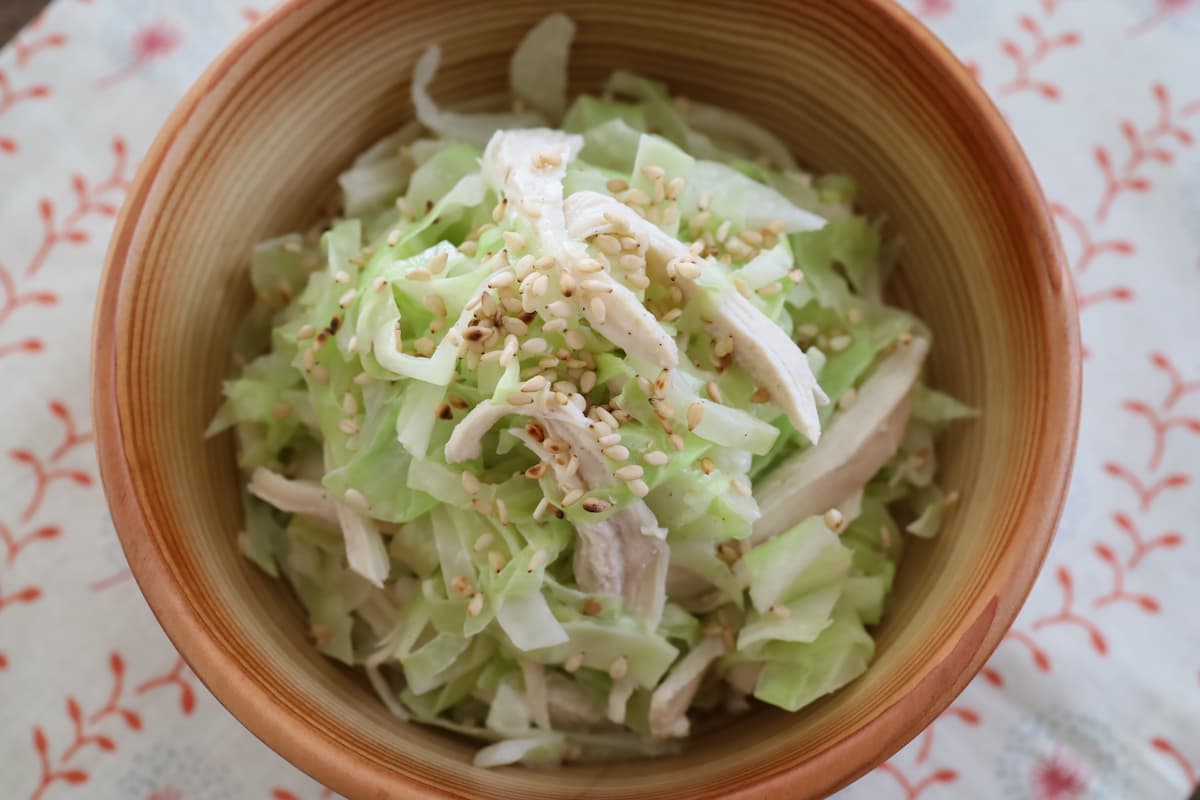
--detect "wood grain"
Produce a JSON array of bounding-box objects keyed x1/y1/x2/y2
[{"x1": 91, "y1": 1, "x2": 1080, "y2": 798}]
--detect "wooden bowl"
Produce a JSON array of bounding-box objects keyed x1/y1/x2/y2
[{"x1": 91, "y1": 0, "x2": 1079, "y2": 797}]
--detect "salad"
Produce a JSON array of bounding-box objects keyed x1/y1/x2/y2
[{"x1": 209, "y1": 14, "x2": 973, "y2": 767}]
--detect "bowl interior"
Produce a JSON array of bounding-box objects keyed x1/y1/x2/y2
[{"x1": 95, "y1": 1, "x2": 1077, "y2": 798}]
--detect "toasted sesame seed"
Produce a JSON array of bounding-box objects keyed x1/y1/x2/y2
[
  {"x1": 427, "y1": 251, "x2": 449, "y2": 274},
  {"x1": 582, "y1": 497, "x2": 610, "y2": 513},
  {"x1": 563, "y1": 328, "x2": 587, "y2": 350},
  {"x1": 581, "y1": 279, "x2": 613, "y2": 295},
  {"x1": 597, "y1": 432, "x2": 622, "y2": 448},
  {"x1": 824, "y1": 508, "x2": 845, "y2": 532},
  {"x1": 525, "y1": 462, "x2": 549, "y2": 480},
  {"x1": 488, "y1": 550, "x2": 507, "y2": 572},
  {"x1": 339, "y1": 393, "x2": 357, "y2": 416},
  {"x1": 706, "y1": 381, "x2": 723, "y2": 404},
  {"x1": 589, "y1": 297, "x2": 607, "y2": 324},
  {"x1": 473, "y1": 496, "x2": 495, "y2": 515},
  {"x1": 507, "y1": 392, "x2": 536, "y2": 406},
  {"x1": 698, "y1": 191, "x2": 713, "y2": 212},
  {"x1": 272, "y1": 402, "x2": 293, "y2": 420},
  {"x1": 828, "y1": 334, "x2": 852, "y2": 352},
  {"x1": 643, "y1": 450, "x2": 669, "y2": 467},
  {"x1": 562, "y1": 488, "x2": 584, "y2": 506},
  {"x1": 520, "y1": 375, "x2": 547, "y2": 394},
  {"x1": 422, "y1": 294, "x2": 447, "y2": 318},
  {"x1": 594, "y1": 407, "x2": 619, "y2": 428},
  {"x1": 564, "y1": 651, "x2": 586, "y2": 673},
  {"x1": 543, "y1": 318, "x2": 568, "y2": 333},
  {"x1": 458, "y1": 240, "x2": 479, "y2": 256},
  {"x1": 770, "y1": 604, "x2": 792, "y2": 620},
  {"x1": 488, "y1": 271, "x2": 515, "y2": 289},
  {"x1": 576, "y1": 258, "x2": 605, "y2": 274},
  {"x1": 334, "y1": 270, "x2": 351, "y2": 285},
  {"x1": 337, "y1": 418, "x2": 360, "y2": 437},
  {"x1": 461, "y1": 471, "x2": 481, "y2": 495},
  {"x1": 532, "y1": 274, "x2": 550, "y2": 297},
  {"x1": 519, "y1": 337, "x2": 548, "y2": 356},
  {"x1": 606, "y1": 177, "x2": 629, "y2": 194},
  {"x1": 676, "y1": 259, "x2": 701, "y2": 280},
  {"x1": 700, "y1": 457, "x2": 716, "y2": 475},
  {"x1": 548, "y1": 300, "x2": 572, "y2": 318},
  {"x1": 467, "y1": 593, "x2": 485, "y2": 617},
  {"x1": 311, "y1": 364, "x2": 330, "y2": 384},
  {"x1": 386, "y1": 228, "x2": 403, "y2": 246},
  {"x1": 714, "y1": 335, "x2": 734, "y2": 358},
  {"x1": 338, "y1": 289, "x2": 357, "y2": 308},
  {"x1": 622, "y1": 188, "x2": 651, "y2": 206},
  {"x1": 560, "y1": 272, "x2": 577, "y2": 298},
  {"x1": 580, "y1": 371, "x2": 597, "y2": 393},
  {"x1": 528, "y1": 549, "x2": 548, "y2": 571},
  {"x1": 608, "y1": 656, "x2": 628, "y2": 680},
  {"x1": 614, "y1": 465, "x2": 644, "y2": 481},
  {"x1": 496, "y1": 498, "x2": 510, "y2": 525},
  {"x1": 669, "y1": 433, "x2": 685, "y2": 451},
  {"x1": 473, "y1": 532, "x2": 493, "y2": 551},
  {"x1": 296, "y1": 324, "x2": 316, "y2": 341},
  {"x1": 687, "y1": 402, "x2": 705, "y2": 431},
  {"x1": 491, "y1": 198, "x2": 507, "y2": 222},
  {"x1": 603, "y1": 445, "x2": 630, "y2": 461},
  {"x1": 503, "y1": 231, "x2": 526, "y2": 252},
  {"x1": 618, "y1": 253, "x2": 646, "y2": 271}
]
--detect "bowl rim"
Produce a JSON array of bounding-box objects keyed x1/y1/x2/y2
[{"x1": 91, "y1": 1, "x2": 1081, "y2": 797}]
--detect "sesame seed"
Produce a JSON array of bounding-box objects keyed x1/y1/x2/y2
[
  {"x1": 688, "y1": 210, "x2": 713, "y2": 236},
  {"x1": 603, "y1": 445, "x2": 630, "y2": 461},
  {"x1": 643, "y1": 450, "x2": 669, "y2": 467},
  {"x1": 581, "y1": 279, "x2": 613, "y2": 294},
  {"x1": 526, "y1": 461, "x2": 550, "y2": 479},
  {"x1": 706, "y1": 381, "x2": 723, "y2": 404},
  {"x1": 498, "y1": 232, "x2": 522, "y2": 254},
  {"x1": 543, "y1": 318, "x2": 568, "y2": 333},
  {"x1": 767, "y1": 219, "x2": 788, "y2": 234},
  {"x1": 669, "y1": 433, "x2": 685, "y2": 451},
  {"x1": 422, "y1": 294, "x2": 447, "y2": 317},
  {"x1": 576, "y1": 258, "x2": 605, "y2": 274},
  {"x1": 520, "y1": 337, "x2": 549, "y2": 355},
  {"x1": 580, "y1": 371, "x2": 597, "y2": 393},
  {"x1": 770, "y1": 604, "x2": 792, "y2": 620},
  {"x1": 582, "y1": 497, "x2": 610, "y2": 513},
  {"x1": 687, "y1": 402, "x2": 705, "y2": 431},
  {"x1": 700, "y1": 457, "x2": 716, "y2": 475},
  {"x1": 608, "y1": 656, "x2": 628, "y2": 680},
  {"x1": 595, "y1": 234, "x2": 621, "y2": 256},
  {"x1": 354, "y1": 373, "x2": 375, "y2": 386},
  {"x1": 828, "y1": 334, "x2": 852, "y2": 352},
  {"x1": 548, "y1": 300, "x2": 573, "y2": 318},
  {"x1": 386, "y1": 229, "x2": 402, "y2": 246},
  {"x1": 751, "y1": 387, "x2": 771, "y2": 403},
  {"x1": 521, "y1": 200, "x2": 542, "y2": 217},
  {"x1": 496, "y1": 498, "x2": 510, "y2": 525},
  {"x1": 467, "y1": 593, "x2": 485, "y2": 617},
  {"x1": 473, "y1": 532, "x2": 493, "y2": 551},
  {"x1": 341, "y1": 392, "x2": 358, "y2": 416},
  {"x1": 899, "y1": 331, "x2": 914, "y2": 346},
  {"x1": 590, "y1": 297, "x2": 607, "y2": 324},
  {"x1": 615, "y1": 465, "x2": 644, "y2": 481},
  {"x1": 715, "y1": 219, "x2": 732, "y2": 244},
  {"x1": 507, "y1": 392, "x2": 536, "y2": 406},
  {"x1": 334, "y1": 270, "x2": 350, "y2": 285},
  {"x1": 698, "y1": 191, "x2": 713, "y2": 212},
  {"x1": 338, "y1": 289, "x2": 357, "y2": 308},
  {"x1": 594, "y1": 407, "x2": 619, "y2": 428},
  {"x1": 311, "y1": 364, "x2": 330, "y2": 384},
  {"x1": 563, "y1": 328, "x2": 587, "y2": 350},
  {"x1": 338, "y1": 418, "x2": 360, "y2": 436},
  {"x1": 458, "y1": 240, "x2": 478, "y2": 256},
  {"x1": 734, "y1": 277, "x2": 751, "y2": 296},
  {"x1": 560, "y1": 272, "x2": 577, "y2": 298},
  {"x1": 606, "y1": 177, "x2": 629, "y2": 194},
  {"x1": 532, "y1": 497, "x2": 551, "y2": 520},
  {"x1": 618, "y1": 253, "x2": 646, "y2": 271},
  {"x1": 824, "y1": 508, "x2": 845, "y2": 532},
  {"x1": 427, "y1": 252, "x2": 449, "y2": 274},
  {"x1": 676, "y1": 259, "x2": 701, "y2": 280},
  {"x1": 622, "y1": 188, "x2": 651, "y2": 206},
  {"x1": 731, "y1": 478, "x2": 752, "y2": 497},
  {"x1": 488, "y1": 271, "x2": 516, "y2": 289},
  {"x1": 597, "y1": 432, "x2": 622, "y2": 447},
  {"x1": 714, "y1": 335, "x2": 734, "y2": 358},
  {"x1": 564, "y1": 651, "x2": 586, "y2": 673},
  {"x1": 641, "y1": 164, "x2": 665, "y2": 181},
  {"x1": 473, "y1": 497, "x2": 494, "y2": 516},
  {"x1": 520, "y1": 375, "x2": 548, "y2": 394},
  {"x1": 666, "y1": 176, "x2": 686, "y2": 199},
  {"x1": 461, "y1": 471, "x2": 481, "y2": 495},
  {"x1": 488, "y1": 550, "x2": 507, "y2": 572},
  {"x1": 296, "y1": 324, "x2": 316, "y2": 341},
  {"x1": 528, "y1": 549, "x2": 548, "y2": 571},
  {"x1": 562, "y1": 488, "x2": 584, "y2": 506},
  {"x1": 532, "y1": 274, "x2": 550, "y2": 297},
  {"x1": 492, "y1": 198, "x2": 507, "y2": 222}
]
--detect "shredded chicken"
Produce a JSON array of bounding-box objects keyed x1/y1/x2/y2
[
  {"x1": 248, "y1": 467, "x2": 338, "y2": 525},
  {"x1": 751, "y1": 337, "x2": 930, "y2": 545},
  {"x1": 648, "y1": 635, "x2": 726, "y2": 738},
  {"x1": 564, "y1": 191, "x2": 826, "y2": 442},
  {"x1": 482, "y1": 130, "x2": 678, "y2": 369}
]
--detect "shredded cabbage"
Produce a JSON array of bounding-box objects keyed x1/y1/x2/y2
[{"x1": 210, "y1": 13, "x2": 971, "y2": 767}]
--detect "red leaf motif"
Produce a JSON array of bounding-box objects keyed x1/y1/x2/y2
[
  {"x1": 114, "y1": 137, "x2": 127, "y2": 157},
  {"x1": 1152, "y1": 82, "x2": 1168, "y2": 103},
  {"x1": 11, "y1": 449, "x2": 36, "y2": 464},
  {"x1": 33, "y1": 726, "x2": 48, "y2": 755},
  {"x1": 30, "y1": 291, "x2": 57, "y2": 304},
  {"x1": 1165, "y1": 474, "x2": 1190, "y2": 488},
  {"x1": 110, "y1": 652, "x2": 125, "y2": 677},
  {"x1": 1001, "y1": 39, "x2": 1021, "y2": 58},
  {"x1": 28, "y1": 85, "x2": 51, "y2": 99},
  {"x1": 956, "y1": 708, "x2": 982, "y2": 725},
  {"x1": 63, "y1": 770, "x2": 89, "y2": 785},
  {"x1": 1152, "y1": 737, "x2": 1173, "y2": 753},
  {"x1": 1127, "y1": 177, "x2": 1152, "y2": 192},
  {"x1": 932, "y1": 769, "x2": 959, "y2": 783},
  {"x1": 1149, "y1": 150, "x2": 1173, "y2": 164},
  {"x1": 38, "y1": 198, "x2": 53, "y2": 221},
  {"x1": 120, "y1": 709, "x2": 142, "y2": 731},
  {"x1": 1124, "y1": 399, "x2": 1152, "y2": 414},
  {"x1": 1039, "y1": 84, "x2": 1061, "y2": 100},
  {"x1": 66, "y1": 696, "x2": 82, "y2": 724},
  {"x1": 1112, "y1": 287, "x2": 1134, "y2": 301},
  {"x1": 1094, "y1": 146, "x2": 1111, "y2": 168},
  {"x1": 1176, "y1": 129, "x2": 1194, "y2": 145},
  {"x1": 71, "y1": 174, "x2": 86, "y2": 197},
  {"x1": 95, "y1": 735, "x2": 117, "y2": 752},
  {"x1": 1090, "y1": 629, "x2": 1108, "y2": 654},
  {"x1": 1139, "y1": 596, "x2": 1161, "y2": 613},
  {"x1": 15, "y1": 586, "x2": 41, "y2": 603},
  {"x1": 34, "y1": 526, "x2": 60, "y2": 541},
  {"x1": 1060, "y1": 32, "x2": 1081, "y2": 46},
  {"x1": 1056, "y1": 567, "x2": 1073, "y2": 590},
  {"x1": 70, "y1": 471, "x2": 93, "y2": 486},
  {"x1": 1094, "y1": 543, "x2": 1116, "y2": 564},
  {"x1": 1111, "y1": 241, "x2": 1135, "y2": 254},
  {"x1": 1119, "y1": 120, "x2": 1138, "y2": 143},
  {"x1": 1034, "y1": 649, "x2": 1051, "y2": 671},
  {"x1": 1151, "y1": 353, "x2": 1171, "y2": 369},
  {"x1": 1185, "y1": 419, "x2": 1200, "y2": 433},
  {"x1": 1018, "y1": 15, "x2": 1037, "y2": 32},
  {"x1": 180, "y1": 684, "x2": 196, "y2": 714},
  {"x1": 1160, "y1": 533, "x2": 1184, "y2": 548},
  {"x1": 65, "y1": 230, "x2": 89, "y2": 244},
  {"x1": 272, "y1": 791, "x2": 300, "y2": 800}
]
